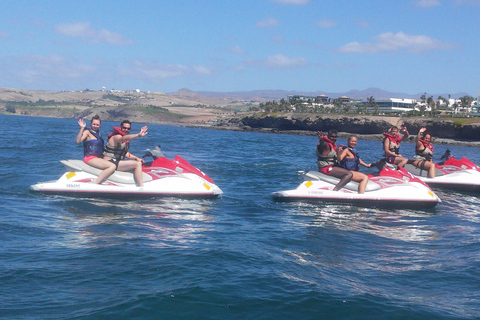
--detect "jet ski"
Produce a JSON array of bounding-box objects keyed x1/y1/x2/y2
[
  {"x1": 30, "y1": 145, "x2": 223, "y2": 199},
  {"x1": 271, "y1": 161, "x2": 440, "y2": 209},
  {"x1": 403, "y1": 149, "x2": 480, "y2": 192}
]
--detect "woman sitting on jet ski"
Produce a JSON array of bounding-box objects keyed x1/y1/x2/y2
[
  {"x1": 337, "y1": 135, "x2": 372, "y2": 194},
  {"x1": 382, "y1": 125, "x2": 409, "y2": 167},
  {"x1": 317, "y1": 130, "x2": 358, "y2": 193},
  {"x1": 103, "y1": 120, "x2": 148, "y2": 187},
  {"x1": 76, "y1": 115, "x2": 116, "y2": 184},
  {"x1": 410, "y1": 127, "x2": 436, "y2": 178}
]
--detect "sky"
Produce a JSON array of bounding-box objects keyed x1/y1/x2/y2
[{"x1": 0, "y1": 0, "x2": 479, "y2": 96}]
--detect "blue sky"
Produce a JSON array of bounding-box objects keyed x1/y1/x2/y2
[{"x1": 1, "y1": 0, "x2": 479, "y2": 95}]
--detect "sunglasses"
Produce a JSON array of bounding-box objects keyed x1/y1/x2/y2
[{"x1": 121, "y1": 126, "x2": 131, "y2": 130}]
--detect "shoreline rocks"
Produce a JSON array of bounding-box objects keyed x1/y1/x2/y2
[{"x1": 204, "y1": 113, "x2": 480, "y2": 147}]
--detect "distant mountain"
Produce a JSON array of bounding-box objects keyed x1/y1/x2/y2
[
  {"x1": 170, "y1": 87, "x2": 472, "y2": 101},
  {"x1": 0, "y1": 86, "x2": 473, "y2": 108}
]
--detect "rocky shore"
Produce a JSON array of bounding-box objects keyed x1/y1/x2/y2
[{"x1": 201, "y1": 113, "x2": 480, "y2": 147}]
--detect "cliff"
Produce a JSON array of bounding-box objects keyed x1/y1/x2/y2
[{"x1": 213, "y1": 113, "x2": 480, "y2": 143}]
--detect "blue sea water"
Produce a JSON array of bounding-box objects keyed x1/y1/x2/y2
[{"x1": 1, "y1": 114, "x2": 480, "y2": 319}]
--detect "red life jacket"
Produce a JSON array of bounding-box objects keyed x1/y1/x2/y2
[
  {"x1": 383, "y1": 133, "x2": 402, "y2": 144},
  {"x1": 322, "y1": 135, "x2": 337, "y2": 152},
  {"x1": 419, "y1": 139, "x2": 434, "y2": 152}
]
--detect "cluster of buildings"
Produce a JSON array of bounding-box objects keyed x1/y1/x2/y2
[{"x1": 287, "y1": 94, "x2": 480, "y2": 115}]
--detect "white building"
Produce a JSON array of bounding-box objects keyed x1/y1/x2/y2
[{"x1": 366, "y1": 98, "x2": 417, "y2": 113}]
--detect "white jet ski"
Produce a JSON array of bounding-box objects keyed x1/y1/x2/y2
[
  {"x1": 403, "y1": 149, "x2": 480, "y2": 192},
  {"x1": 271, "y1": 162, "x2": 440, "y2": 209},
  {"x1": 30, "y1": 146, "x2": 223, "y2": 199}
]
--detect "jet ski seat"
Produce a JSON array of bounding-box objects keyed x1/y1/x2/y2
[
  {"x1": 298, "y1": 171, "x2": 382, "y2": 192},
  {"x1": 60, "y1": 160, "x2": 153, "y2": 184},
  {"x1": 403, "y1": 163, "x2": 445, "y2": 177}
]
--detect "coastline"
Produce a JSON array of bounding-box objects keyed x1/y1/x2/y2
[
  {"x1": 3, "y1": 112, "x2": 480, "y2": 147},
  {"x1": 185, "y1": 122, "x2": 480, "y2": 147}
]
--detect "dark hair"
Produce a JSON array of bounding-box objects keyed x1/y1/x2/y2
[
  {"x1": 91, "y1": 114, "x2": 101, "y2": 124},
  {"x1": 120, "y1": 120, "x2": 131, "y2": 127},
  {"x1": 328, "y1": 129, "x2": 338, "y2": 136},
  {"x1": 388, "y1": 126, "x2": 398, "y2": 132}
]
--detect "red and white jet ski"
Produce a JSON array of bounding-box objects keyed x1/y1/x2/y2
[
  {"x1": 403, "y1": 149, "x2": 480, "y2": 192},
  {"x1": 30, "y1": 146, "x2": 223, "y2": 199},
  {"x1": 271, "y1": 161, "x2": 440, "y2": 208}
]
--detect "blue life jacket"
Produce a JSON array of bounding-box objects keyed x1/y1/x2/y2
[
  {"x1": 340, "y1": 147, "x2": 360, "y2": 171},
  {"x1": 83, "y1": 128, "x2": 104, "y2": 157}
]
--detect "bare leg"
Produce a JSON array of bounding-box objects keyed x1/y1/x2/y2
[
  {"x1": 117, "y1": 160, "x2": 144, "y2": 187},
  {"x1": 330, "y1": 167, "x2": 353, "y2": 191},
  {"x1": 428, "y1": 161, "x2": 436, "y2": 178},
  {"x1": 395, "y1": 156, "x2": 409, "y2": 167},
  {"x1": 86, "y1": 158, "x2": 116, "y2": 184},
  {"x1": 413, "y1": 160, "x2": 436, "y2": 178},
  {"x1": 351, "y1": 171, "x2": 369, "y2": 194}
]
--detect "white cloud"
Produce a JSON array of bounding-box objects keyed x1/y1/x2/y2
[
  {"x1": 256, "y1": 18, "x2": 279, "y2": 28},
  {"x1": 120, "y1": 61, "x2": 212, "y2": 82},
  {"x1": 121, "y1": 61, "x2": 188, "y2": 81},
  {"x1": 55, "y1": 22, "x2": 133, "y2": 45},
  {"x1": 271, "y1": 0, "x2": 309, "y2": 4},
  {"x1": 266, "y1": 54, "x2": 306, "y2": 67},
  {"x1": 355, "y1": 20, "x2": 371, "y2": 28},
  {"x1": 415, "y1": 0, "x2": 441, "y2": 7},
  {"x1": 193, "y1": 65, "x2": 212, "y2": 75},
  {"x1": 316, "y1": 19, "x2": 337, "y2": 28},
  {"x1": 272, "y1": 36, "x2": 284, "y2": 43},
  {"x1": 454, "y1": 0, "x2": 480, "y2": 5},
  {"x1": 338, "y1": 31, "x2": 454, "y2": 53},
  {"x1": 230, "y1": 45, "x2": 246, "y2": 55},
  {"x1": 4, "y1": 54, "x2": 96, "y2": 87}
]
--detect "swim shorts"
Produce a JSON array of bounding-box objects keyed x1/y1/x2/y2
[
  {"x1": 84, "y1": 155, "x2": 98, "y2": 163},
  {"x1": 319, "y1": 165, "x2": 333, "y2": 175},
  {"x1": 385, "y1": 156, "x2": 396, "y2": 164}
]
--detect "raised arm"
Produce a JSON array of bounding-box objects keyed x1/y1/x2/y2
[
  {"x1": 416, "y1": 127, "x2": 426, "y2": 148},
  {"x1": 317, "y1": 131, "x2": 329, "y2": 150},
  {"x1": 123, "y1": 126, "x2": 148, "y2": 142},
  {"x1": 76, "y1": 118, "x2": 88, "y2": 144},
  {"x1": 400, "y1": 125, "x2": 410, "y2": 141}
]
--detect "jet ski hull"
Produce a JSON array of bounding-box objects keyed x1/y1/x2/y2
[
  {"x1": 404, "y1": 164, "x2": 480, "y2": 192},
  {"x1": 272, "y1": 171, "x2": 440, "y2": 209},
  {"x1": 30, "y1": 171, "x2": 223, "y2": 199},
  {"x1": 30, "y1": 155, "x2": 223, "y2": 199}
]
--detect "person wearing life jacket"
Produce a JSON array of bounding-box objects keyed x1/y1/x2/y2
[
  {"x1": 411, "y1": 127, "x2": 436, "y2": 178},
  {"x1": 103, "y1": 120, "x2": 148, "y2": 187},
  {"x1": 316, "y1": 129, "x2": 353, "y2": 192},
  {"x1": 76, "y1": 115, "x2": 116, "y2": 184},
  {"x1": 337, "y1": 135, "x2": 372, "y2": 194},
  {"x1": 382, "y1": 125, "x2": 409, "y2": 167}
]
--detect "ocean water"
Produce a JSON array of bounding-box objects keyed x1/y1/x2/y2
[{"x1": 1, "y1": 114, "x2": 480, "y2": 319}]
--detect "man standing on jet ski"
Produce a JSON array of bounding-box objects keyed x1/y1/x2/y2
[
  {"x1": 103, "y1": 120, "x2": 148, "y2": 187},
  {"x1": 316, "y1": 129, "x2": 353, "y2": 192}
]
